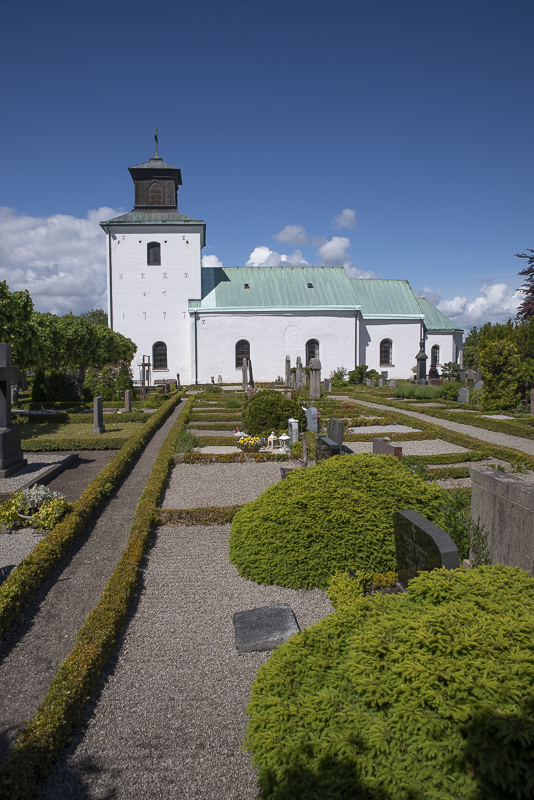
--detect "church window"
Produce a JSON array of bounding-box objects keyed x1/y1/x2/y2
[
  {"x1": 147, "y1": 242, "x2": 161, "y2": 265},
  {"x1": 147, "y1": 181, "x2": 164, "y2": 205},
  {"x1": 380, "y1": 339, "x2": 393, "y2": 365},
  {"x1": 153, "y1": 341, "x2": 168, "y2": 370},
  {"x1": 431, "y1": 345, "x2": 440, "y2": 365},
  {"x1": 236, "y1": 339, "x2": 250, "y2": 368},
  {"x1": 306, "y1": 339, "x2": 320, "y2": 365}
]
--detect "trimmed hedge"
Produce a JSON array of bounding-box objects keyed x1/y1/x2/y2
[
  {"x1": 246, "y1": 565, "x2": 534, "y2": 800},
  {"x1": 0, "y1": 392, "x2": 185, "y2": 639},
  {"x1": 157, "y1": 504, "x2": 244, "y2": 526},
  {"x1": 22, "y1": 437, "x2": 129, "y2": 451},
  {"x1": 0, "y1": 395, "x2": 194, "y2": 798},
  {"x1": 176, "y1": 452, "x2": 287, "y2": 463},
  {"x1": 229, "y1": 454, "x2": 445, "y2": 589}
]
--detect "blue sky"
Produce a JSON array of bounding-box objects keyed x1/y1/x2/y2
[{"x1": 0, "y1": 0, "x2": 532, "y2": 331}]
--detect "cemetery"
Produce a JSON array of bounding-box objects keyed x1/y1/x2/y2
[{"x1": 1, "y1": 346, "x2": 534, "y2": 797}]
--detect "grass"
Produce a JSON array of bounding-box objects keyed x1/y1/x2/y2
[{"x1": 20, "y1": 422, "x2": 144, "y2": 440}]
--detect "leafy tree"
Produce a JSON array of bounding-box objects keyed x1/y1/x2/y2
[
  {"x1": 515, "y1": 248, "x2": 534, "y2": 322},
  {"x1": 79, "y1": 308, "x2": 108, "y2": 326},
  {"x1": 462, "y1": 326, "x2": 480, "y2": 369},
  {"x1": 0, "y1": 281, "x2": 39, "y2": 369},
  {"x1": 479, "y1": 339, "x2": 524, "y2": 411}
]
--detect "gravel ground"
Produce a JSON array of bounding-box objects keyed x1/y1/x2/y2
[
  {"x1": 198, "y1": 445, "x2": 242, "y2": 454},
  {"x1": 0, "y1": 528, "x2": 46, "y2": 571},
  {"x1": 345, "y1": 440, "x2": 470, "y2": 456},
  {"x1": 163, "y1": 462, "x2": 300, "y2": 509},
  {"x1": 348, "y1": 424, "x2": 421, "y2": 434},
  {"x1": 39, "y1": 524, "x2": 334, "y2": 800},
  {"x1": 0, "y1": 453, "x2": 73, "y2": 495}
]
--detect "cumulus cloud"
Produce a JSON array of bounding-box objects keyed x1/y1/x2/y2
[
  {"x1": 202, "y1": 253, "x2": 224, "y2": 269},
  {"x1": 246, "y1": 246, "x2": 309, "y2": 267},
  {"x1": 274, "y1": 224, "x2": 308, "y2": 246},
  {"x1": 345, "y1": 265, "x2": 378, "y2": 280},
  {"x1": 416, "y1": 283, "x2": 522, "y2": 331},
  {"x1": 0, "y1": 206, "x2": 120, "y2": 315},
  {"x1": 316, "y1": 236, "x2": 351, "y2": 266},
  {"x1": 332, "y1": 208, "x2": 357, "y2": 229}
]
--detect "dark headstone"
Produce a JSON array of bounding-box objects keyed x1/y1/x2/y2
[
  {"x1": 301, "y1": 432, "x2": 308, "y2": 466},
  {"x1": 327, "y1": 417, "x2": 345, "y2": 448},
  {"x1": 316, "y1": 435, "x2": 340, "y2": 462},
  {"x1": 415, "y1": 340, "x2": 428, "y2": 381},
  {"x1": 306, "y1": 406, "x2": 318, "y2": 433},
  {"x1": 233, "y1": 604, "x2": 300, "y2": 652},
  {"x1": 531, "y1": 388, "x2": 534, "y2": 416},
  {"x1": 280, "y1": 467, "x2": 295, "y2": 479},
  {"x1": 92, "y1": 396, "x2": 105, "y2": 435},
  {"x1": 0, "y1": 564, "x2": 15, "y2": 585},
  {"x1": 373, "y1": 437, "x2": 402, "y2": 459},
  {"x1": 394, "y1": 509, "x2": 459, "y2": 588},
  {"x1": 0, "y1": 343, "x2": 26, "y2": 478}
]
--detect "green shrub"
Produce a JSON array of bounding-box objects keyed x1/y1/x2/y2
[
  {"x1": 241, "y1": 390, "x2": 306, "y2": 437},
  {"x1": 348, "y1": 365, "x2": 367, "y2": 384},
  {"x1": 174, "y1": 428, "x2": 199, "y2": 454},
  {"x1": 82, "y1": 360, "x2": 133, "y2": 401},
  {"x1": 331, "y1": 379, "x2": 347, "y2": 389},
  {"x1": 229, "y1": 454, "x2": 445, "y2": 589},
  {"x1": 395, "y1": 383, "x2": 443, "y2": 399},
  {"x1": 329, "y1": 366, "x2": 348, "y2": 381},
  {"x1": 441, "y1": 380, "x2": 461, "y2": 401},
  {"x1": 327, "y1": 569, "x2": 398, "y2": 608},
  {"x1": 0, "y1": 486, "x2": 71, "y2": 531},
  {"x1": 246, "y1": 565, "x2": 534, "y2": 800},
  {"x1": 439, "y1": 487, "x2": 471, "y2": 560},
  {"x1": 224, "y1": 398, "x2": 241, "y2": 409}
]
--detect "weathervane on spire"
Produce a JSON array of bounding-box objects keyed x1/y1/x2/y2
[{"x1": 154, "y1": 127, "x2": 159, "y2": 157}]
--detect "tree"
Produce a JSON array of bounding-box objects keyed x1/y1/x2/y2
[
  {"x1": 479, "y1": 339, "x2": 524, "y2": 411},
  {"x1": 462, "y1": 326, "x2": 480, "y2": 369},
  {"x1": 79, "y1": 308, "x2": 108, "y2": 326},
  {"x1": 0, "y1": 281, "x2": 39, "y2": 369},
  {"x1": 515, "y1": 249, "x2": 534, "y2": 322}
]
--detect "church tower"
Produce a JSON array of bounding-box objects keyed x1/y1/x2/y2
[{"x1": 101, "y1": 131, "x2": 206, "y2": 384}]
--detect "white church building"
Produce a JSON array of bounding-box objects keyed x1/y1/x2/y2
[{"x1": 101, "y1": 146, "x2": 463, "y2": 384}]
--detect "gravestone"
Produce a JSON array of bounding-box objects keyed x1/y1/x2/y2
[
  {"x1": 328, "y1": 417, "x2": 345, "y2": 449},
  {"x1": 378, "y1": 377, "x2": 385, "y2": 387},
  {"x1": 415, "y1": 340, "x2": 428, "y2": 381},
  {"x1": 233, "y1": 604, "x2": 300, "y2": 652},
  {"x1": 306, "y1": 405, "x2": 318, "y2": 433},
  {"x1": 465, "y1": 369, "x2": 476, "y2": 383},
  {"x1": 92, "y1": 396, "x2": 105, "y2": 435},
  {"x1": 301, "y1": 432, "x2": 308, "y2": 466},
  {"x1": 124, "y1": 389, "x2": 132, "y2": 412},
  {"x1": 289, "y1": 372, "x2": 296, "y2": 390},
  {"x1": 474, "y1": 380, "x2": 484, "y2": 391},
  {"x1": 476, "y1": 368, "x2": 482, "y2": 382},
  {"x1": 296, "y1": 357, "x2": 304, "y2": 389},
  {"x1": 531, "y1": 389, "x2": 534, "y2": 416},
  {"x1": 459, "y1": 369, "x2": 466, "y2": 383},
  {"x1": 394, "y1": 509, "x2": 459, "y2": 589},
  {"x1": 365, "y1": 378, "x2": 372, "y2": 386},
  {"x1": 457, "y1": 387, "x2": 469, "y2": 404},
  {"x1": 388, "y1": 379, "x2": 397, "y2": 389},
  {"x1": 309, "y1": 358, "x2": 321, "y2": 399},
  {"x1": 323, "y1": 378, "x2": 332, "y2": 392},
  {"x1": 285, "y1": 391, "x2": 292, "y2": 400},
  {"x1": 316, "y1": 436, "x2": 340, "y2": 461},
  {"x1": 373, "y1": 437, "x2": 402, "y2": 460},
  {"x1": 280, "y1": 468, "x2": 295, "y2": 479},
  {"x1": 242, "y1": 357, "x2": 249, "y2": 392},
  {"x1": 288, "y1": 418, "x2": 299, "y2": 445},
  {"x1": 284, "y1": 355, "x2": 291, "y2": 387},
  {"x1": 0, "y1": 344, "x2": 26, "y2": 478}
]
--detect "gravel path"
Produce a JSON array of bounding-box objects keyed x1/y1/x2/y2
[
  {"x1": 39, "y1": 524, "x2": 333, "y2": 800},
  {"x1": 345, "y1": 440, "x2": 469, "y2": 455},
  {"x1": 0, "y1": 401, "x2": 186, "y2": 762},
  {"x1": 163, "y1": 462, "x2": 300, "y2": 508},
  {"x1": 350, "y1": 399, "x2": 534, "y2": 455}
]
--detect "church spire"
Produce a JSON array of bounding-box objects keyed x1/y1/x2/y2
[{"x1": 154, "y1": 126, "x2": 159, "y2": 158}]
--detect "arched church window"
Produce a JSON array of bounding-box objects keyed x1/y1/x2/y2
[
  {"x1": 431, "y1": 345, "x2": 440, "y2": 365},
  {"x1": 306, "y1": 339, "x2": 320, "y2": 365},
  {"x1": 235, "y1": 340, "x2": 250, "y2": 368},
  {"x1": 147, "y1": 242, "x2": 161, "y2": 265},
  {"x1": 380, "y1": 339, "x2": 393, "y2": 365},
  {"x1": 147, "y1": 181, "x2": 163, "y2": 205},
  {"x1": 153, "y1": 341, "x2": 167, "y2": 370}
]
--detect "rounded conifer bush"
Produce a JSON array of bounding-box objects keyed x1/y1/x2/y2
[
  {"x1": 246, "y1": 565, "x2": 534, "y2": 800},
  {"x1": 229, "y1": 453, "x2": 445, "y2": 589},
  {"x1": 241, "y1": 389, "x2": 306, "y2": 436}
]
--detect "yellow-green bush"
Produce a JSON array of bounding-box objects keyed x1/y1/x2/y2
[
  {"x1": 246, "y1": 565, "x2": 534, "y2": 799},
  {"x1": 327, "y1": 569, "x2": 397, "y2": 609},
  {"x1": 229, "y1": 454, "x2": 445, "y2": 589}
]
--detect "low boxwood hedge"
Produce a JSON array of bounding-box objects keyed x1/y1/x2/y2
[
  {"x1": 246, "y1": 565, "x2": 534, "y2": 800},
  {"x1": 22, "y1": 437, "x2": 129, "y2": 451},
  {"x1": 229, "y1": 454, "x2": 445, "y2": 589},
  {"x1": 0, "y1": 395, "x2": 194, "y2": 798},
  {"x1": 0, "y1": 392, "x2": 185, "y2": 638}
]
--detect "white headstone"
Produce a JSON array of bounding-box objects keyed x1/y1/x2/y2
[{"x1": 288, "y1": 418, "x2": 299, "y2": 444}]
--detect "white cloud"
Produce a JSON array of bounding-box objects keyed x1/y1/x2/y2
[
  {"x1": 332, "y1": 208, "x2": 357, "y2": 229},
  {"x1": 274, "y1": 225, "x2": 308, "y2": 245},
  {"x1": 316, "y1": 236, "x2": 351, "y2": 266},
  {"x1": 416, "y1": 283, "x2": 522, "y2": 331},
  {"x1": 345, "y1": 265, "x2": 378, "y2": 280},
  {"x1": 202, "y1": 254, "x2": 224, "y2": 269},
  {"x1": 0, "y1": 206, "x2": 120, "y2": 315},
  {"x1": 246, "y1": 246, "x2": 309, "y2": 267}
]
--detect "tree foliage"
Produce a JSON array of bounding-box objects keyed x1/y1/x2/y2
[
  {"x1": 479, "y1": 338, "x2": 524, "y2": 411},
  {"x1": 241, "y1": 390, "x2": 307, "y2": 436},
  {"x1": 515, "y1": 248, "x2": 534, "y2": 322},
  {"x1": 0, "y1": 281, "x2": 38, "y2": 369}
]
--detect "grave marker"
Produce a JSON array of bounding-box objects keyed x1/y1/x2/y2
[
  {"x1": 457, "y1": 387, "x2": 469, "y2": 404},
  {"x1": 327, "y1": 417, "x2": 345, "y2": 449},
  {"x1": 296, "y1": 356, "x2": 304, "y2": 389},
  {"x1": 288, "y1": 418, "x2": 299, "y2": 444},
  {"x1": 124, "y1": 389, "x2": 132, "y2": 412},
  {"x1": 394, "y1": 509, "x2": 459, "y2": 588},
  {"x1": 233, "y1": 604, "x2": 300, "y2": 652},
  {"x1": 242, "y1": 357, "x2": 249, "y2": 392},
  {"x1": 323, "y1": 378, "x2": 332, "y2": 392},
  {"x1": 315, "y1": 436, "x2": 340, "y2": 461},
  {"x1": 284, "y1": 355, "x2": 291, "y2": 387},
  {"x1": 309, "y1": 358, "x2": 321, "y2": 399},
  {"x1": 306, "y1": 405, "x2": 318, "y2": 433},
  {"x1": 301, "y1": 432, "x2": 308, "y2": 466},
  {"x1": 0, "y1": 343, "x2": 26, "y2": 478},
  {"x1": 373, "y1": 437, "x2": 402, "y2": 459},
  {"x1": 474, "y1": 380, "x2": 484, "y2": 391},
  {"x1": 388, "y1": 379, "x2": 397, "y2": 389},
  {"x1": 378, "y1": 377, "x2": 385, "y2": 386},
  {"x1": 92, "y1": 396, "x2": 105, "y2": 435},
  {"x1": 531, "y1": 388, "x2": 534, "y2": 416}
]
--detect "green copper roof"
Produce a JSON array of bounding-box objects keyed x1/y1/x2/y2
[
  {"x1": 417, "y1": 297, "x2": 464, "y2": 332},
  {"x1": 190, "y1": 267, "x2": 361, "y2": 311},
  {"x1": 350, "y1": 279, "x2": 424, "y2": 318}
]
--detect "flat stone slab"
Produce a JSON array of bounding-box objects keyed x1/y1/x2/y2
[
  {"x1": 0, "y1": 453, "x2": 78, "y2": 501},
  {"x1": 345, "y1": 440, "x2": 470, "y2": 456},
  {"x1": 233, "y1": 604, "x2": 300, "y2": 652},
  {"x1": 481, "y1": 414, "x2": 514, "y2": 420},
  {"x1": 348, "y1": 425, "x2": 421, "y2": 434},
  {"x1": 198, "y1": 446, "x2": 241, "y2": 454},
  {"x1": 188, "y1": 429, "x2": 236, "y2": 437}
]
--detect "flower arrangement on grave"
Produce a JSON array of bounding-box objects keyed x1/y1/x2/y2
[
  {"x1": 0, "y1": 484, "x2": 71, "y2": 531},
  {"x1": 235, "y1": 434, "x2": 265, "y2": 452}
]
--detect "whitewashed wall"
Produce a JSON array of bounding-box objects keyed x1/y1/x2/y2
[
  {"x1": 107, "y1": 225, "x2": 202, "y2": 383},
  {"x1": 359, "y1": 319, "x2": 423, "y2": 378},
  {"x1": 192, "y1": 310, "x2": 358, "y2": 383},
  {"x1": 426, "y1": 332, "x2": 463, "y2": 368}
]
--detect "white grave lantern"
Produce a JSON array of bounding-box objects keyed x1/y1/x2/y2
[
  {"x1": 267, "y1": 431, "x2": 278, "y2": 450},
  {"x1": 278, "y1": 433, "x2": 291, "y2": 452}
]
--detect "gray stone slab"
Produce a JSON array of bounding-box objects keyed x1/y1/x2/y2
[
  {"x1": 394, "y1": 509, "x2": 459, "y2": 588},
  {"x1": 233, "y1": 604, "x2": 300, "y2": 652},
  {"x1": 0, "y1": 453, "x2": 78, "y2": 501},
  {"x1": 328, "y1": 417, "x2": 345, "y2": 448}
]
